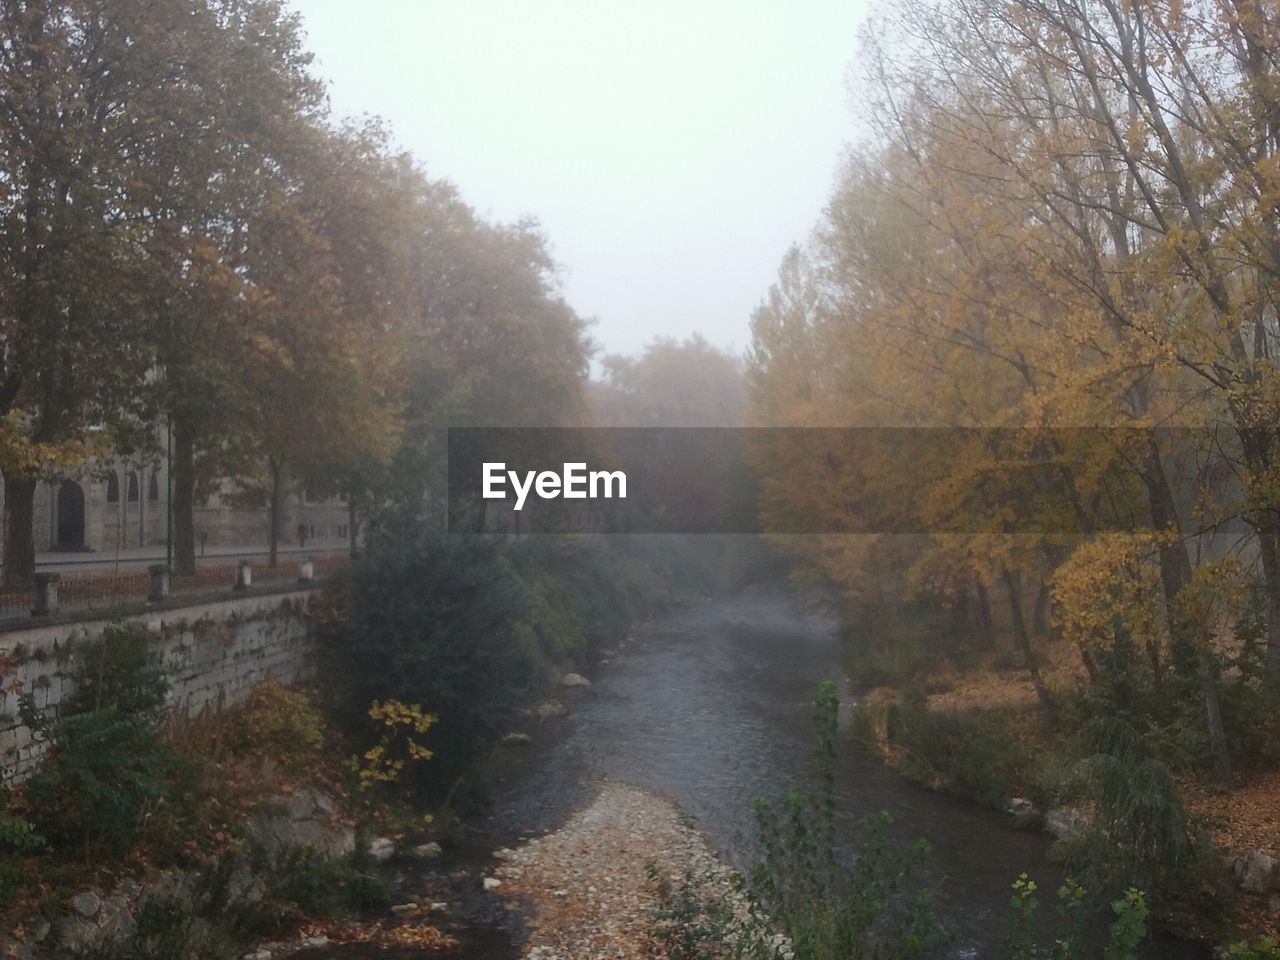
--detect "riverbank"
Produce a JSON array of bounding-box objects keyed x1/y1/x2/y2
[{"x1": 846, "y1": 636, "x2": 1280, "y2": 946}]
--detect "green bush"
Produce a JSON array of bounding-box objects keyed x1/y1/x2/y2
[
  {"x1": 1225, "y1": 938, "x2": 1280, "y2": 960},
  {"x1": 750, "y1": 682, "x2": 946, "y2": 960},
  {"x1": 1214, "y1": 584, "x2": 1280, "y2": 769},
  {"x1": 23, "y1": 708, "x2": 178, "y2": 856},
  {"x1": 1001, "y1": 874, "x2": 1149, "y2": 960},
  {"x1": 333, "y1": 532, "x2": 543, "y2": 801},
  {"x1": 332, "y1": 524, "x2": 698, "y2": 804},
  {"x1": 231, "y1": 680, "x2": 324, "y2": 772},
  {"x1": 647, "y1": 861, "x2": 774, "y2": 960},
  {"x1": 21, "y1": 621, "x2": 182, "y2": 858},
  {"x1": 1054, "y1": 716, "x2": 1201, "y2": 900},
  {"x1": 884, "y1": 703, "x2": 1032, "y2": 806},
  {"x1": 0, "y1": 804, "x2": 40, "y2": 905},
  {"x1": 256, "y1": 846, "x2": 391, "y2": 923},
  {"x1": 66, "y1": 620, "x2": 170, "y2": 724}
]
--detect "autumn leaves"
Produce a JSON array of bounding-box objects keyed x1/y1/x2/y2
[
  {"x1": 0, "y1": 1, "x2": 590, "y2": 583},
  {"x1": 749, "y1": 0, "x2": 1280, "y2": 779}
]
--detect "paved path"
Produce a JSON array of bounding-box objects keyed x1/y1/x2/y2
[{"x1": 33, "y1": 542, "x2": 350, "y2": 573}]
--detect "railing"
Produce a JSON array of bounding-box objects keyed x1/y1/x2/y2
[{"x1": 0, "y1": 551, "x2": 350, "y2": 622}]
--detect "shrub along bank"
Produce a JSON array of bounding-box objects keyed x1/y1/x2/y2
[
  {"x1": 0, "y1": 621, "x2": 397, "y2": 959},
  {"x1": 323, "y1": 531, "x2": 715, "y2": 806},
  {"x1": 845, "y1": 618, "x2": 1280, "y2": 950}
]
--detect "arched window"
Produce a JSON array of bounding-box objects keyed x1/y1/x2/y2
[
  {"x1": 106, "y1": 472, "x2": 120, "y2": 504},
  {"x1": 127, "y1": 472, "x2": 139, "y2": 503},
  {"x1": 148, "y1": 473, "x2": 160, "y2": 501}
]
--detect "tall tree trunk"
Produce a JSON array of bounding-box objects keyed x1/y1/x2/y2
[
  {"x1": 1257, "y1": 525, "x2": 1280, "y2": 673},
  {"x1": 951, "y1": 578, "x2": 971, "y2": 636},
  {"x1": 2, "y1": 476, "x2": 37, "y2": 590},
  {"x1": 268, "y1": 457, "x2": 282, "y2": 569},
  {"x1": 1080, "y1": 646, "x2": 1100, "y2": 685},
  {"x1": 172, "y1": 415, "x2": 196, "y2": 575},
  {"x1": 1032, "y1": 580, "x2": 1051, "y2": 637},
  {"x1": 1004, "y1": 570, "x2": 1054, "y2": 714},
  {"x1": 1144, "y1": 437, "x2": 1232, "y2": 784},
  {"x1": 975, "y1": 580, "x2": 995, "y2": 649}
]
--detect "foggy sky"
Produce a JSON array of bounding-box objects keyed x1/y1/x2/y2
[{"x1": 288, "y1": 1, "x2": 870, "y2": 358}]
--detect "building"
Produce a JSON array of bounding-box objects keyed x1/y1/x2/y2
[{"x1": 4, "y1": 461, "x2": 351, "y2": 557}]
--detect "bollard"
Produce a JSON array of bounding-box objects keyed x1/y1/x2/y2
[
  {"x1": 298, "y1": 557, "x2": 315, "y2": 584},
  {"x1": 148, "y1": 563, "x2": 171, "y2": 602},
  {"x1": 234, "y1": 559, "x2": 252, "y2": 591},
  {"x1": 32, "y1": 573, "x2": 60, "y2": 617}
]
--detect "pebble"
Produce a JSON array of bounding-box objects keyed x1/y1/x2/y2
[
  {"x1": 410, "y1": 841, "x2": 442, "y2": 859},
  {"x1": 367, "y1": 837, "x2": 396, "y2": 862},
  {"x1": 494, "y1": 780, "x2": 790, "y2": 959},
  {"x1": 69, "y1": 892, "x2": 101, "y2": 920}
]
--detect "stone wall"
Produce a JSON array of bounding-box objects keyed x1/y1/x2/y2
[{"x1": 0, "y1": 588, "x2": 321, "y2": 781}]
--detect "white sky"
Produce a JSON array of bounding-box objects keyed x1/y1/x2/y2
[{"x1": 288, "y1": 1, "x2": 871, "y2": 358}]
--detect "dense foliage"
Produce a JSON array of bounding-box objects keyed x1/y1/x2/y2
[
  {"x1": 21, "y1": 622, "x2": 184, "y2": 858},
  {"x1": 327, "y1": 524, "x2": 710, "y2": 805}
]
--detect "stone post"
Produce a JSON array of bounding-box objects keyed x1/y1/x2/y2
[
  {"x1": 32, "y1": 573, "x2": 60, "y2": 617},
  {"x1": 298, "y1": 557, "x2": 315, "y2": 584},
  {"x1": 148, "y1": 563, "x2": 171, "y2": 602},
  {"x1": 234, "y1": 560, "x2": 252, "y2": 591}
]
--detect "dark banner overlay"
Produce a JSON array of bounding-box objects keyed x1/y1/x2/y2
[{"x1": 446, "y1": 427, "x2": 1261, "y2": 535}]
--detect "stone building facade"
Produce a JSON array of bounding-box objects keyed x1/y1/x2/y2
[{"x1": 4, "y1": 460, "x2": 351, "y2": 556}]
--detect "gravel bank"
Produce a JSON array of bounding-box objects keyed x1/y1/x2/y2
[{"x1": 490, "y1": 780, "x2": 766, "y2": 960}]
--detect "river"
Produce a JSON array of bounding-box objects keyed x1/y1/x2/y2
[{"x1": 350, "y1": 591, "x2": 1208, "y2": 959}]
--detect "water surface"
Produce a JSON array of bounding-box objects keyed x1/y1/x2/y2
[{"x1": 486, "y1": 591, "x2": 1206, "y2": 959}]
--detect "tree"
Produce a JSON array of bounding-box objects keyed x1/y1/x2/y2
[
  {"x1": 593, "y1": 334, "x2": 747, "y2": 427},
  {"x1": 228, "y1": 123, "x2": 417, "y2": 565},
  {"x1": 0, "y1": 0, "x2": 192, "y2": 585},
  {"x1": 131, "y1": 0, "x2": 324, "y2": 575}
]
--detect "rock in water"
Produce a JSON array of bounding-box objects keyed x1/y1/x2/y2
[
  {"x1": 560, "y1": 673, "x2": 590, "y2": 687},
  {"x1": 1005, "y1": 797, "x2": 1040, "y2": 828},
  {"x1": 482, "y1": 877, "x2": 502, "y2": 891},
  {"x1": 411, "y1": 841, "x2": 443, "y2": 860},
  {"x1": 367, "y1": 837, "x2": 396, "y2": 862},
  {"x1": 1234, "y1": 849, "x2": 1276, "y2": 895},
  {"x1": 535, "y1": 700, "x2": 567, "y2": 719},
  {"x1": 1045, "y1": 806, "x2": 1088, "y2": 841}
]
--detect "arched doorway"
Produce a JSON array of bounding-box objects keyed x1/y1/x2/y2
[{"x1": 56, "y1": 481, "x2": 86, "y2": 549}]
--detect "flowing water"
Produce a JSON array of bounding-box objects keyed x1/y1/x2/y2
[
  {"x1": 314, "y1": 590, "x2": 1208, "y2": 959},
  {"x1": 482, "y1": 591, "x2": 1207, "y2": 959}
]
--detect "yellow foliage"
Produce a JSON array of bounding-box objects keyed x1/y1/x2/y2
[
  {"x1": 1051, "y1": 535, "x2": 1163, "y2": 653},
  {"x1": 234, "y1": 680, "x2": 325, "y2": 770},
  {"x1": 349, "y1": 699, "x2": 436, "y2": 791}
]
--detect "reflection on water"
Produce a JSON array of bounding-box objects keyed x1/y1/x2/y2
[{"x1": 489, "y1": 592, "x2": 1205, "y2": 959}]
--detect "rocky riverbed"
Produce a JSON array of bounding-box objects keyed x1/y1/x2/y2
[{"x1": 490, "y1": 780, "x2": 755, "y2": 960}]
